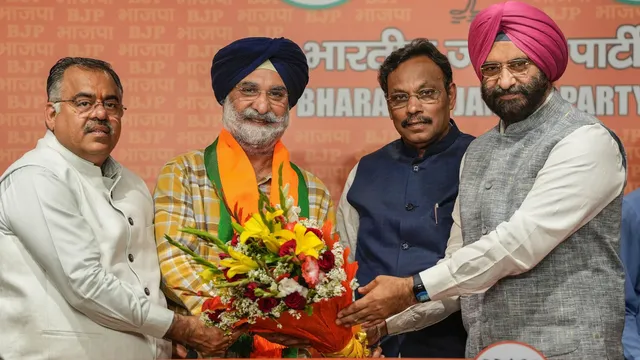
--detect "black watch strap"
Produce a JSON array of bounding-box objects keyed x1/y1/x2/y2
[{"x1": 412, "y1": 273, "x2": 430, "y2": 303}]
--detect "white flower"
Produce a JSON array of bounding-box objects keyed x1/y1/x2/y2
[
  {"x1": 299, "y1": 218, "x2": 322, "y2": 230},
  {"x1": 350, "y1": 278, "x2": 360, "y2": 291},
  {"x1": 277, "y1": 277, "x2": 308, "y2": 298}
]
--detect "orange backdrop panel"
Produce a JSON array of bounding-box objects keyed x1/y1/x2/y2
[{"x1": 1, "y1": 0, "x2": 639, "y2": 203}]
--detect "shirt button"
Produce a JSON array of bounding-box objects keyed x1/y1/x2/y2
[
  {"x1": 128, "y1": 217, "x2": 134, "y2": 226},
  {"x1": 484, "y1": 181, "x2": 492, "y2": 190},
  {"x1": 481, "y1": 225, "x2": 488, "y2": 235},
  {"x1": 401, "y1": 242, "x2": 409, "y2": 250},
  {"x1": 405, "y1": 203, "x2": 415, "y2": 211},
  {"x1": 412, "y1": 165, "x2": 419, "y2": 172},
  {"x1": 128, "y1": 254, "x2": 134, "y2": 262},
  {"x1": 144, "y1": 288, "x2": 150, "y2": 296}
]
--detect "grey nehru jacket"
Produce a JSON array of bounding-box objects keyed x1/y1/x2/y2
[{"x1": 458, "y1": 90, "x2": 626, "y2": 359}]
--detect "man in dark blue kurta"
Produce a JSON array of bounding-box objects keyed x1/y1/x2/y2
[{"x1": 336, "y1": 38, "x2": 472, "y2": 358}]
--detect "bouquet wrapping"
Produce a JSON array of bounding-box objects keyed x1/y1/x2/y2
[{"x1": 165, "y1": 167, "x2": 370, "y2": 357}]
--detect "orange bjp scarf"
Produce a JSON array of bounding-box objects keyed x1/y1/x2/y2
[{"x1": 214, "y1": 129, "x2": 299, "y2": 223}]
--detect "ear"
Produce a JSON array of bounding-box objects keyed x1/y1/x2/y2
[
  {"x1": 447, "y1": 82, "x2": 457, "y2": 112},
  {"x1": 44, "y1": 102, "x2": 57, "y2": 131}
]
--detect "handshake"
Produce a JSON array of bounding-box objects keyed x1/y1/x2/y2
[{"x1": 165, "y1": 313, "x2": 385, "y2": 358}]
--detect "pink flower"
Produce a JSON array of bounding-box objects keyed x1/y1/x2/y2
[
  {"x1": 284, "y1": 222, "x2": 296, "y2": 232},
  {"x1": 302, "y1": 256, "x2": 320, "y2": 288}
]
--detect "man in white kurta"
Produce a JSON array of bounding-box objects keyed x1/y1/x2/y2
[{"x1": 0, "y1": 57, "x2": 242, "y2": 360}]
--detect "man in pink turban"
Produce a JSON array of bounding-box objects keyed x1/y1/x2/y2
[
  {"x1": 336, "y1": 2, "x2": 627, "y2": 359},
  {"x1": 468, "y1": 0, "x2": 569, "y2": 125}
]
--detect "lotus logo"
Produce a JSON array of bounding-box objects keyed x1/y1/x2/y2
[
  {"x1": 616, "y1": 0, "x2": 640, "y2": 4},
  {"x1": 282, "y1": 0, "x2": 348, "y2": 9},
  {"x1": 475, "y1": 341, "x2": 546, "y2": 360}
]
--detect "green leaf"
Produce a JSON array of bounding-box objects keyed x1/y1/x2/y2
[
  {"x1": 228, "y1": 333, "x2": 254, "y2": 358},
  {"x1": 264, "y1": 253, "x2": 280, "y2": 264},
  {"x1": 178, "y1": 227, "x2": 229, "y2": 253},
  {"x1": 282, "y1": 347, "x2": 299, "y2": 358},
  {"x1": 231, "y1": 222, "x2": 245, "y2": 234},
  {"x1": 257, "y1": 191, "x2": 274, "y2": 233},
  {"x1": 216, "y1": 279, "x2": 250, "y2": 288},
  {"x1": 304, "y1": 305, "x2": 314, "y2": 317},
  {"x1": 164, "y1": 234, "x2": 221, "y2": 271},
  {"x1": 277, "y1": 162, "x2": 288, "y2": 213}
]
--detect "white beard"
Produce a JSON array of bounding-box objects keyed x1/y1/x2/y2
[{"x1": 221, "y1": 97, "x2": 289, "y2": 155}]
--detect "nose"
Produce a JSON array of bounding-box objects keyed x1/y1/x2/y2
[
  {"x1": 251, "y1": 92, "x2": 270, "y2": 115},
  {"x1": 497, "y1": 67, "x2": 516, "y2": 90},
  {"x1": 406, "y1": 95, "x2": 422, "y2": 115},
  {"x1": 90, "y1": 102, "x2": 108, "y2": 119}
]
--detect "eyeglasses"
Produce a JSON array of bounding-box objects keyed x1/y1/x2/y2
[
  {"x1": 480, "y1": 59, "x2": 532, "y2": 79},
  {"x1": 386, "y1": 88, "x2": 442, "y2": 109},
  {"x1": 54, "y1": 98, "x2": 127, "y2": 116},
  {"x1": 235, "y1": 85, "x2": 288, "y2": 107}
]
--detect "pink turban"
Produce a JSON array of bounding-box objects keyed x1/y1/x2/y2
[{"x1": 468, "y1": 1, "x2": 568, "y2": 82}]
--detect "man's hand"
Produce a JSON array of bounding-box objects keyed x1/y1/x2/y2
[
  {"x1": 369, "y1": 346, "x2": 384, "y2": 358},
  {"x1": 336, "y1": 275, "x2": 416, "y2": 327},
  {"x1": 256, "y1": 333, "x2": 312, "y2": 348},
  {"x1": 363, "y1": 320, "x2": 387, "y2": 345},
  {"x1": 165, "y1": 314, "x2": 247, "y2": 357}
]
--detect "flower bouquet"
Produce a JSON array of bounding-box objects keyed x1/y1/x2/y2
[{"x1": 164, "y1": 165, "x2": 370, "y2": 358}]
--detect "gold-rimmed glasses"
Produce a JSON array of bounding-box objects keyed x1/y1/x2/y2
[
  {"x1": 480, "y1": 58, "x2": 532, "y2": 80},
  {"x1": 386, "y1": 88, "x2": 442, "y2": 109},
  {"x1": 53, "y1": 98, "x2": 126, "y2": 116}
]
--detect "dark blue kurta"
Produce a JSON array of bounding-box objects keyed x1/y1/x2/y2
[{"x1": 347, "y1": 120, "x2": 472, "y2": 357}]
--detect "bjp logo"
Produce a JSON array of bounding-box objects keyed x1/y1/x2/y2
[
  {"x1": 282, "y1": 0, "x2": 347, "y2": 9},
  {"x1": 475, "y1": 341, "x2": 547, "y2": 360},
  {"x1": 616, "y1": 0, "x2": 640, "y2": 4}
]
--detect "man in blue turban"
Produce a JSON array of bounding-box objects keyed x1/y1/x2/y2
[
  {"x1": 153, "y1": 37, "x2": 366, "y2": 358},
  {"x1": 210, "y1": 37, "x2": 309, "y2": 109}
]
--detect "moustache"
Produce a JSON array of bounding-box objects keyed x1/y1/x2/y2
[
  {"x1": 490, "y1": 85, "x2": 530, "y2": 98},
  {"x1": 401, "y1": 116, "x2": 433, "y2": 128},
  {"x1": 84, "y1": 120, "x2": 113, "y2": 134},
  {"x1": 242, "y1": 109, "x2": 279, "y2": 123}
]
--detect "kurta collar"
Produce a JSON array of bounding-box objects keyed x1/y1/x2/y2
[
  {"x1": 395, "y1": 119, "x2": 461, "y2": 161},
  {"x1": 40, "y1": 130, "x2": 121, "y2": 181}
]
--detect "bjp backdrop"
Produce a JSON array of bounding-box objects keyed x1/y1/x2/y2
[{"x1": 1, "y1": 0, "x2": 639, "y2": 203}]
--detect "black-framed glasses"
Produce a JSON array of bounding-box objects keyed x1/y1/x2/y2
[
  {"x1": 234, "y1": 84, "x2": 288, "y2": 107},
  {"x1": 480, "y1": 58, "x2": 532, "y2": 79},
  {"x1": 386, "y1": 88, "x2": 442, "y2": 109},
  {"x1": 53, "y1": 98, "x2": 127, "y2": 116}
]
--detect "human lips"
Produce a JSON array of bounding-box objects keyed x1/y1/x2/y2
[{"x1": 87, "y1": 125, "x2": 111, "y2": 135}]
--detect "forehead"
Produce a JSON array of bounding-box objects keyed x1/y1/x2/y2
[
  {"x1": 238, "y1": 68, "x2": 285, "y2": 88},
  {"x1": 387, "y1": 56, "x2": 444, "y2": 91},
  {"x1": 61, "y1": 66, "x2": 121, "y2": 97},
  {"x1": 485, "y1": 41, "x2": 528, "y2": 63}
]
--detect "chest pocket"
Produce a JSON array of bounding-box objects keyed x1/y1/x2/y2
[{"x1": 429, "y1": 188, "x2": 458, "y2": 227}]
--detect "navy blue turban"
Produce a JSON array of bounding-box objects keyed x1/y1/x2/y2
[{"x1": 210, "y1": 37, "x2": 309, "y2": 108}]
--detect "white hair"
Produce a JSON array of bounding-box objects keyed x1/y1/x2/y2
[
  {"x1": 52, "y1": 102, "x2": 61, "y2": 114},
  {"x1": 221, "y1": 96, "x2": 289, "y2": 155}
]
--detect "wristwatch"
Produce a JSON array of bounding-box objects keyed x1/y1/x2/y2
[{"x1": 412, "y1": 273, "x2": 430, "y2": 303}]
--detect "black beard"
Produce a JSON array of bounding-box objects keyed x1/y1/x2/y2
[{"x1": 481, "y1": 71, "x2": 550, "y2": 126}]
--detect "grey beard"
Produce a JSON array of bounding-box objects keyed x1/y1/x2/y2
[{"x1": 221, "y1": 97, "x2": 289, "y2": 155}]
